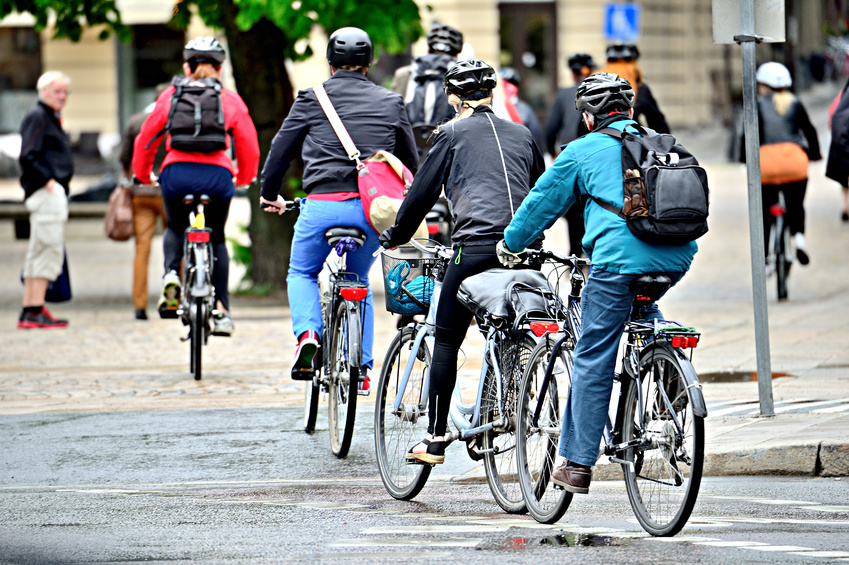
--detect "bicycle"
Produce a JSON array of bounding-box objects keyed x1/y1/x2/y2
[
  {"x1": 766, "y1": 191, "x2": 792, "y2": 301},
  {"x1": 173, "y1": 193, "x2": 216, "y2": 381},
  {"x1": 515, "y1": 251, "x2": 707, "y2": 536},
  {"x1": 374, "y1": 238, "x2": 562, "y2": 512},
  {"x1": 263, "y1": 198, "x2": 369, "y2": 458}
]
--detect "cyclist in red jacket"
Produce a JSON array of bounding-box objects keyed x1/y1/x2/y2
[{"x1": 133, "y1": 37, "x2": 260, "y2": 336}]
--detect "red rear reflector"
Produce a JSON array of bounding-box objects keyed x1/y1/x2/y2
[
  {"x1": 530, "y1": 322, "x2": 559, "y2": 337},
  {"x1": 340, "y1": 287, "x2": 368, "y2": 301},
  {"x1": 636, "y1": 295, "x2": 651, "y2": 302},
  {"x1": 769, "y1": 204, "x2": 785, "y2": 216},
  {"x1": 187, "y1": 231, "x2": 209, "y2": 243},
  {"x1": 671, "y1": 336, "x2": 687, "y2": 348},
  {"x1": 688, "y1": 336, "x2": 699, "y2": 348},
  {"x1": 427, "y1": 224, "x2": 439, "y2": 234}
]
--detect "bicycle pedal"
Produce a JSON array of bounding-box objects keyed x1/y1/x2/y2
[{"x1": 291, "y1": 367, "x2": 314, "y2": 381}]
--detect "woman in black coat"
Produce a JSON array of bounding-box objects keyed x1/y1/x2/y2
[{"x1": 826, "y1": 77, "x2": 849, "y2": 222}]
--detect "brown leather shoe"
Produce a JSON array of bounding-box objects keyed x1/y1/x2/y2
[{"x1": 551, "y1": 460, "x2": 592, "y2": 494}]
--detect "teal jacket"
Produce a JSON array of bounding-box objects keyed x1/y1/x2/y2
[{"x1": 503, "y1": 119, "x2": 697, "y2": 274}]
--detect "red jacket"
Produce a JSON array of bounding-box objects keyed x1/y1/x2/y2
[{"x1": 132, "y1": 83, "x2": 260, "y2": 186}]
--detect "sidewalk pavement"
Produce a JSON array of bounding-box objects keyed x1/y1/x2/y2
[{"x1": 1, "y1": 82, "x2": 848, "y2": 479}]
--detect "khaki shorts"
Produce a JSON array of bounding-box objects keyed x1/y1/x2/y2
[{"x1": 23, "y1": 187, "x2": 68, "y2": 280}]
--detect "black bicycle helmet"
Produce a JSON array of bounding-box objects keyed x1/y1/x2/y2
[
  {"x1": 605, "y1": 43, "x2": 640, "y2": 62},
  {"x1": 575, "y1": 72, "x2": 635, "y2": 115},
  {"x1": 499, "y1": 67, "x2": 522, "y2": 87},
  {"x1": 183, "y1": 36, "x2": 226, "y2": 65},
  {"x1": 326, "y1": 27, "x2": 373, "y2": 68},
  {"x1": 444, "y1": 60, "x2": 497, "y2": 99},
  {"x1": 426, "y1": 23, "x2": 464, "y2": 56},
  {"x1": 567, "y1": 53, "x2": 596, "y2": 74}
]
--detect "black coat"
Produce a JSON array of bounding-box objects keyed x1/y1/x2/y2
[
  {"x1": 388, "y1": 105, "x2": 545, "y2": 246},
  {"x1": 261, "y1": 70, "x2": 418, "y2": 199},
  {"x1": 827, "y1": 79, "x2": 849, "y2": 187},
  {"x1": 19, "y1": 101, "x2": 74, "y2": 199}
]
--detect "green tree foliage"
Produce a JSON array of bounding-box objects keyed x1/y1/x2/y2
[{"x1": 0, "y1": 0, "x2": 127, "y2": 41}]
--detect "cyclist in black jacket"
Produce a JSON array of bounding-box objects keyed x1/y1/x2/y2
[
  {"x1": 379, "y1": 59, "x2": 545, "y2": 464},
  {"x1": 261, "y1": 27, "x2": 419, "y2": 387}
]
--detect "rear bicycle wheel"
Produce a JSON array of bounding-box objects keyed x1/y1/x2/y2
[
  {"x1": 328, "y1": 299, "x2": 359, "y2": 458},
  {"x1": 517, "y1": 336, "x2": 574, "y2": 523},
  {"x1": 775, "y1": 217, "x2": 789, "y2": 301},
  {"x1": 190, "y1": 297, "x2": 205, "y2": 381},
  {"x1": 622, "y1": 344, "x2": 705, "y2": 536},
  {"x1": 481, "y1": 333, "x2": 536, "y2": 514},
  {"x1": 375, "y1": 327, "x2": 431, "y2": 500}
]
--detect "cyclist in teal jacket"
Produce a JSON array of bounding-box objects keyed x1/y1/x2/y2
[{"x1": 497, "y1": 72, "x2": 697, "y2": 495}]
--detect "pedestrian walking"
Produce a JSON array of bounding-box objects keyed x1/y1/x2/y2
[
  {"x1": 826, "y1": 76, "x2": 849, "y2": 222},
  {"x1": 118, "y1": 84, "x2": 168, "y2": 320},
  {"x1": 17, "y1": 71, "x2": 73, "y2": 329}
]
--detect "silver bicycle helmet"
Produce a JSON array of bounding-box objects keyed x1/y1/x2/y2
[
  {"x1": 575, "y1": 72, "x2": 635, "y2": 115},
  {"x1": 426, "y1": 23, "x2": 463, "y2": 56},
  {"x1": 183, "y1": 36, "x2": 226, "y2": 65},
  {"x1": 605, "y1": 43, "x2": 640, "y2": 62},
  {"x1": 756, "y1": 62, "x2": 792, "y2": 89}
]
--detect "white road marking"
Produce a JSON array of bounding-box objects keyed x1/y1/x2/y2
[
  {"x1": 330, "y1": 538, "x2": 482, "y2": 548},
  {"x1": 364, "y1": 525, "x2": 508, "y2": 534},
  {"x1": 788, "y1": 551, "x2": 849, "y2": 558},
  {"x1": 694, "y1": 541, "x2": 770, "y2": 547},
  {"x1": 745, "y1": 546, "x2": 815, "y2": 552},
  {"x1": 289, "y1": 551, "x2": 453, "y2": 560}
]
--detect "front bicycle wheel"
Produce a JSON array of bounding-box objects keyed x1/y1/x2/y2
[
  {"x1": 328, "y1": 300, "x2": 360, "y2": 458},
  {"x1": 775, "y1": 216, "x2": 789, "y2": 301},
  {"x1": 190, "y1": 297, "x2": 205, "y2": 381},
  {"x1": 517, "y1": 336, "x2": 574, "y2": 523},
  {"x1": 375, "y1": 327, "x2": 431, "y2": 500},
  {"x1": 481, "y1": 334, "x2": 536, "y2": 514},
  {"x1": 622, "y1": 344, "x2": 705, "y2": 536}
]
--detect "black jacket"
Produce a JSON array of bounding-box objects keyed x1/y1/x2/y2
[
  {"x1": 827, "y1": 79, "x2": 849, "y2": 187},
  {"x1": 545, "y1": 85, "x2": 588, "y2": 155},
  {"x1": 740, "y1": 92, "x2": 821, "y2": 162},
  {"x1": 634, "y1": 83, "x2": 670, "y2": 134},
  {"x1": 387, "y1": 105, "x2": 545, "y2": 246},
  {"x1": 19, "y1": 101, "x2": 74, "y2": 199},
  {"x1": 261, "y1": 71, "x2": 418, "y2": 199}
]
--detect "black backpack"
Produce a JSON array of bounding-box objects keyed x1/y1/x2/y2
[
  {"x1": 405, "y1": 54, "x2": 455, "y2": 156},
  {"x1": 590, "y1": 124, "x2": 709, "y2": 245},
  {"x1": 147, "y1": 77, "x2": 227, "y2": 153}
]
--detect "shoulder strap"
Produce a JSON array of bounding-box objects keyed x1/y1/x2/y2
[
  {"x1": 587, "y1": 194, "x2": 627, "y2": 219},
  {"x1": 144, "y1": 82, "x2": 185, "y2": 150},
  {"x1": 314, "y1": 83, "x2": 361, "y2": 164}
]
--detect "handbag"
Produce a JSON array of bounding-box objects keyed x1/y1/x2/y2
[
  {"x1": 314, "y1": 83, "x2": 428, "y2": 239},
  {"x1": 104, "y1": 184, "x2": 134, "y2": 241},
  {"x1": 759, "y1": 142, "x2": 809, "y2": 185},
  {"x1": 20, "y1": 250, "x2": 72, "y2": 303}
]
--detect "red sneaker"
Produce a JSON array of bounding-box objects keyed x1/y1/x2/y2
[
  {"x1": 17, "y1": 310, "x2": 68, "y2": 329},
  {"x1": 357, "y1": 375, "x2": 371, "y2": 397},
  {"x1": 292, "y1": 330, "x2": 319, "y2": 370}
]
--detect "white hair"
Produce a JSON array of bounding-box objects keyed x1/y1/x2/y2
[{"x1": 37, "y1": 71, "x2": 71, "y2": 93}]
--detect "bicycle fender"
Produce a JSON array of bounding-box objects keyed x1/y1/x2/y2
[
  {"x1": 190, "y1": 246, "x2": 212, "y2": 298},
  {"x1": 671, "y1": 346, "x2": 708, "y2": 418}
]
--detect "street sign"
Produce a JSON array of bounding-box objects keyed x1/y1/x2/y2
[
  {"x1": 604, "y1": 3, "x2": 641, "y2": 42},
  {"x1": 712, "y1": 0, "x2": 785, "y2": 44}
]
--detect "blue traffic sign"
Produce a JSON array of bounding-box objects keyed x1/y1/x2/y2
[{"x1": 604, "y1": 3, "x2": 641, "y2": 41}]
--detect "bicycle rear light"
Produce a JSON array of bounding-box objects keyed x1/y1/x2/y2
[
  {"x1": 670, "y1": 335, "x2": 699, "y2": 348},
  {"x1": 187, "y1": 231, "x2": 210, "y2": 243},
  {"x1": 636, "y1": 295, "x2": 651, "y2": 302},
  {"x1": 530, "y1": 322, "x2": 559, "y2": 336},
  {"x1": 769, "y1": 204, "x2": 785, "y2": 217},
  {"x1": 427, "y1": 224, "x2": 439, "y2": 234},
  {"x1": 340, "y1": 287, "x2": 368, "y2": 301}
]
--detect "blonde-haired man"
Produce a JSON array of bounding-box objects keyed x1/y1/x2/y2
[{"x1": 18, "y1": 71, "x2": 73, "y2": 329}]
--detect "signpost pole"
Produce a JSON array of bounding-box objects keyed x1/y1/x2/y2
[{"x1": 736, "y1": 0, "x2": 775, "y2": 416}]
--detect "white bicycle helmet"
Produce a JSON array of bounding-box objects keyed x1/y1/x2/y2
[{"x1": 756, "y1": 62, "x2": 792, "y2": 89}]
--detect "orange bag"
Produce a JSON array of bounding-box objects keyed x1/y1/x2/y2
[{"x1": 759, "y1": 142, "x2": 809, "y2": 185}]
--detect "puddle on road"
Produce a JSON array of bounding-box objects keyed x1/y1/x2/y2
[
  {"x1": 498, "y1": 533, "x2": 620, "y2": 550},
  {"x1": 699, "y1": 371, "x2": 793, "y2": 383}
]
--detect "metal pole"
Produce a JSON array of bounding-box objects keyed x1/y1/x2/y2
[{"x1": 738, "y1": 0, "x2": 775, "y2": 416}]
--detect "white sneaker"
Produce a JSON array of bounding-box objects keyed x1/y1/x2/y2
[
  {"x1": 157, "y1": 270, "x2": 181, "y2": 318},
  {"x1": 793, "y1": 233, "x2": 810, "y2": 265},
  {"x1": 212, "y1": 312, "x2": 234, "y2": 336},
  {"x1": 765, "y1": 263, "x2": 774, "y2": 278}
]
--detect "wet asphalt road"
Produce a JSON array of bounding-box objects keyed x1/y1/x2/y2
[{"x1": 2, "y1": 406, "x2": 849, "y2": 564}]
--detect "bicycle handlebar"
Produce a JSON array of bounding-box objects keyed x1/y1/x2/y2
[
  {"x1": 260, "y1": 197, "x2": 301, "y2": 212},
  {"x1": 525, "y1": 249, "x2": 590, "y2": 269}
]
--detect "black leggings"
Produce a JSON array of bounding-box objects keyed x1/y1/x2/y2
[
  {"x1": 762, "y1": 179, "x2": 807, "y2": 252},
  {"x1": 428, "y1": 244, "x2": 503, "y2": 436},
  {"x1": 162, "y1": 196, "x2": 232, "y2": 311}
]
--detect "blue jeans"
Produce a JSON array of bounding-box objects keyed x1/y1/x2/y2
[
  {"x1": 287, "y1": 198, "x2": 380, "y2": 369},
  {"x1": 559, "y1": 268, "x2": 684, "y2": 466}
]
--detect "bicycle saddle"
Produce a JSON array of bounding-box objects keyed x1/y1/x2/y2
[
  {"x1": 325, "y1": 227, "x2": 366, "y2": 248},
  {"x1": 630, "y1": 275, "x2": 672, "y2": 296}
]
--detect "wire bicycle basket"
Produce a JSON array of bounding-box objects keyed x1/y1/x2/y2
[{"x1": 380, "y1": 246, "x2": 441, "y2": 315}]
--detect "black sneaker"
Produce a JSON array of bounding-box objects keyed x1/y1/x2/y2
[{"x1": 17, "y1": 311, "x2": 68, "y2": 329}]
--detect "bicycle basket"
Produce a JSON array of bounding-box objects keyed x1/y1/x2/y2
[{"x1": 381, "y1": 247, "x2": 438, "y2": 315}]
